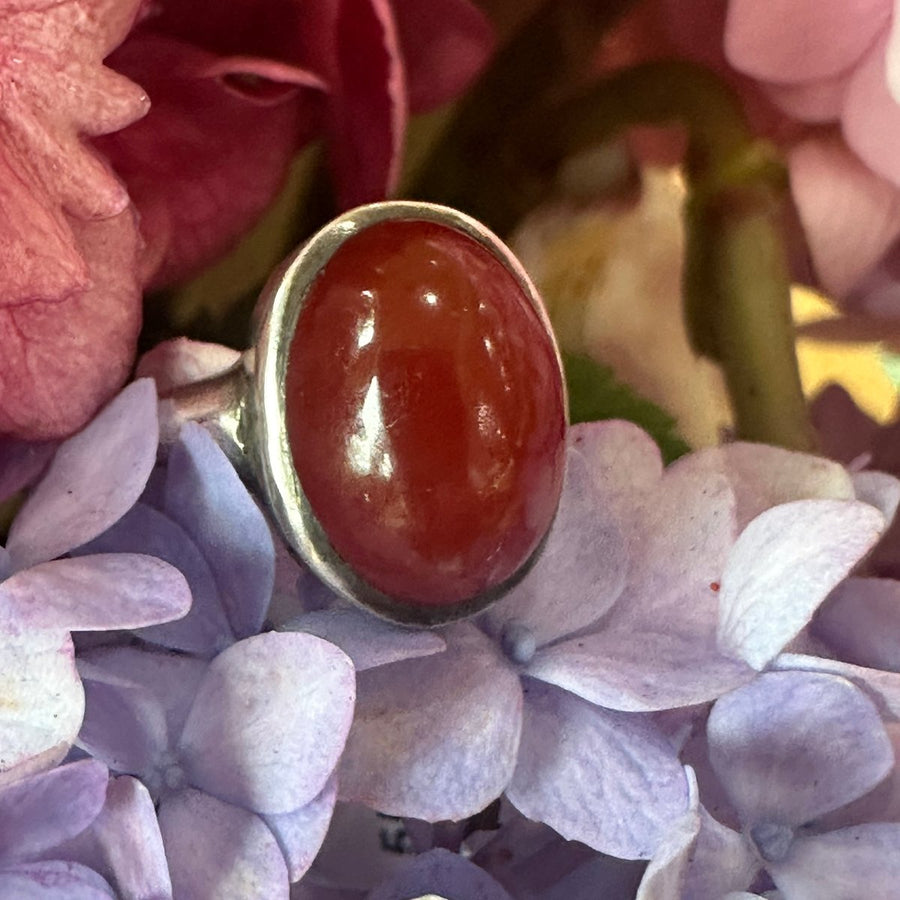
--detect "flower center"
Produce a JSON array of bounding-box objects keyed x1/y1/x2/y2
[
  {"x1": 501, "y1": 622, "x2": 537, "y2": 665},
  {"x1": 750, "y1": 822, "x2": 795, "y2": 862}
]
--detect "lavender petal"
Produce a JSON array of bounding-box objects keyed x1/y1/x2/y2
[
  {"x1": 0, "y1": 437, "x2": 55, "y2": 505},
  {"x1": 813, "y1": 577, "x2": 900, "y2": 672},
  {"x1": 78, "y1": 646, "x2": 208, "y2": 745},
  {"x1": 0, "y1": 631, "x2": 83, "y2": 774},
  {"x1": 367, "y1": 848, "x2": 513, "y2": 900},
  {"x1": 679, "y1": 443, "x2": 855, "y2": 529},
  {"x1": 163, "y1": 423, "x2": 273, "y2": 639},
  {"x1": 78, "y1": 502, "x2": 233, "y2": 654},
  {"x1": 158, "y1": 789, "x2": 288, "y2": 900},
  {"x1": 718, "y1": 500, "x2": 885, "y2": 669},
  {"x1": 83, "y1": 776, "x2": 172, "y2": 900},
  {"x1": 852, "y1": 470, "x2": 900, "y2": 523},
  {"x1": 707, "y1": 671, "x2": 894, "y2": 827},
  {"x1": 76, "y1": 665, "x2": 168, "y2": 777},
  {"x1": 527, "y1": 627, "x2": 753, "y2": 712},
  {"x1": 767, "y1": 824, "x2": 900, "y2": 900},
  {"x1": 480, "y1": 449, "x2": 628, "y2": 647},
  {"x1": 339, "y1": 623, "x2": 522, "y2": 821},
  {"x1": 263, "y1": 775, "x2": 337, "y2": 883},
  {"x1": 284, "y1": 606, "x2": 445, "y2": 671},
  {"x1": 179, "y1": 633, "x2": 354, "y2": 814},
  {"x1": 507, "y1": 679, "x2": 689, "y2": 859},
  {"x1": 0, "y1": 760, "x2": 107, "y2": 866},
  {"x1": 0, "y1": 860, "x2": 116, "y2": 898},
  {"x1": 6, "y1": 381, "x2": 158, "y2": 569},
  {"x1": 0, "y1": 554, "x2": 190, "y2": 632}
]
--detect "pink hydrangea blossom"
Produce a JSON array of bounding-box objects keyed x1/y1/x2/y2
[
  {"x1": 97, "y1": 0, "x2": 495, "y2": 287},
  {"x1": 0, "y1": 0, "x2": 150, "y2": 440}
]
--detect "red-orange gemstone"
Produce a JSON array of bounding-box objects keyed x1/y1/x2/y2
[{"x1": 285, "y1": 219, "x2": 566, "y2": 609}]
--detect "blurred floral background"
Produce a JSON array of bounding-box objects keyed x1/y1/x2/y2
[{"x1": 2, "y1": 0, "x2": 900, "y2": 897}]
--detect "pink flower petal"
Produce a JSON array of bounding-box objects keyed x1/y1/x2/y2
[
  {"x1": 200, "y1": 55, "x2": 326, "y2": 105},
  {"x1": 844, "y1": 34, "x2": 900, "y2": 187},
  {"x1": 0, "y1": 0, "x2": 148, "y2": 305},
  {"x1": 391, "y1": 0, "x2": 494, "y2": 113},
  {"x1": 765, "y1": 70, "x2": 850, "y2": 122},
  {"x1": 0, "y1": 212, "x2": 143, "y2": 441},
  {"x1": 338, "y1": 622, "x2": 522, "y2": 821},
  {"x1": 725, "y1": 0, "x2": 889, "y2": 83},
  {"x1": 5, "y1": 379, "x2": 157, "y2": 568},
  {"x1": 158, "y1": 789, "x2": 289, "y2": 900},
  {"x1": 179, "y1": 633, "x2": 355, "y2": 814},
  {"x1": 0, "y1": 631, "x2": 83, "y2": 775},
  {"x1": 325, "y1": 0, "x2": 405, "y2": 208},
  {"x1": 719, "y1": 500, "x2": 885, "y2": 669},
  {"x1": 98, "y1": 34, "x2": 308, "y2": 287},
  {"x1": 789, "y1": 137, "x2": 900, "y2": 296}
]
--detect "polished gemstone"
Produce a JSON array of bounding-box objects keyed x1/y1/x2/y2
[{"x1": 285, "y1": 218, "x2": 566, "y2": 610}]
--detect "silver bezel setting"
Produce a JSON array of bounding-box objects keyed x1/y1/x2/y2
[{"x1": 249, "y1": 200, "x2": 566, "y2": 626}]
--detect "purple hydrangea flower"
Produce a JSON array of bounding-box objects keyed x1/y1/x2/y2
[
  {"x1": 76, "y1": 421, "x2": 276, "y2": 656},
  {"x1": 289, "y1": 420, "x2": 886, "y2": 861},
  {"x1": 76, "y1": 631, "x2": 355, "y2": 897},
  {"x1": 0, "y1": 381, "x2": 191, "y2": 775},
  {"x1": 699, "y1": 670, "x2": 900, "y2": 898},
  {"x1": 0, "y1": 758, "x2": 171, "y2": 898}
]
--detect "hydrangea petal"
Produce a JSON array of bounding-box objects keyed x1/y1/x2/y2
[
  {"x1": 368, "y1": 848, "x2": 513, "y2": 900},
  {"x1": 135, "y1": 339, "x2": 242, "y2": 395},
  {"x1": 391, "y1": 0, "x2": 494, "y2": 113},
  {"x1": 79, "y1": 503, "x2": 233, "y2": 655},
  {"x1": 0, "y1": 554, "x2": 190, "y2": 632},
  {"x1": 0, "y1": 212, "x2": 142, "y2": 441},
  {"x1": 571, "y1": 420, "x2": 664, "y2": 524},
  {"x1": 0, "y1": 438, "x2": 55, "y2": 506},
  {"x1": 0, "y1": 631, "x2": 82, "y2": 774},
  {"x1": 724, "y1": 0, "x2": 888, "y2": 82},
  {"x1": 83, "y1": 776, "x2": 172, "y2": 900},
  {"x1": 788, "y1": 138, "x2": 900, "y2": 297},
  {"x1": 773, "y1": 652, "x2": 900, "y2": 720},
  {"x1": 718, "y1": 499, "x2": 885, "y2": 669},
  {"x1": 843, "y1": 35, "x2": 900, "y2": 187},
  {"x1": 5, "y1": 380, "x2": 157, "y2": 568},
  {"x1": 678, "y1": 442, "x2": 855, "y2": 530},
  {"x1": 814, "y1": 577, "x2": 900, "y2": 671},
  {"x1": 76, "y1": 667, "x2": 168, "y2": 777},
  {"x1": 158, "y1": 789, "x2": 288, "y2": 900},
  {"x1": 767, "y1": 824, "x2": 900, "y2": 900},
  {"x1": 339, "y1": 623, "x2": 522, "y2": 821},
  {"x1": 507, "y1": 680, "x2": 689, "y2": 859},
  {"x1": 0, "y1": 860, "x2": 116, "y2": 899},
  {"x1": 79, "y1": 646, "x2": 208, "y2": 745},
  {"x1": 707, "y1": 671, "x2": 894, "y2": 827},
  {"x1": 683, "y1": 807, "x2": 759, "y2": 899},
  {"x1": 635, "y1": 768, "x2": 700, "y2": 900},
  {"x1": 0, "y1": 759, "x2": 107, "y2": 866},
  {"x1": 263, "y1": 775, "x2": 337, "y2": 883},
  {"x1": 852, "y1": 470, "x2": 900, "y2": 522},
  {"x1": 179, "y1": 632, "x2": 354, "y2": 814},
  {"x1": 527, "y1": 628, "x2": 753, "y2": 712},
  {"x1": 481, "y1": 449, "x2": 628, "y2": 647},
  {"x1": 164, "y1": 423, "x2": 273, "y2": 640},
  {"x1": 284, "y1": 606, "x2": 445, "y2": 671}
]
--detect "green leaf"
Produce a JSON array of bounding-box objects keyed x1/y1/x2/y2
[{"x1": 563, "y1": 353, "x2": 690, "y2": 464}]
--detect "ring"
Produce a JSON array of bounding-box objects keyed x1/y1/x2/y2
[{"x1": 163, "y1": 201, "x2": 568, "y2": 626}]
